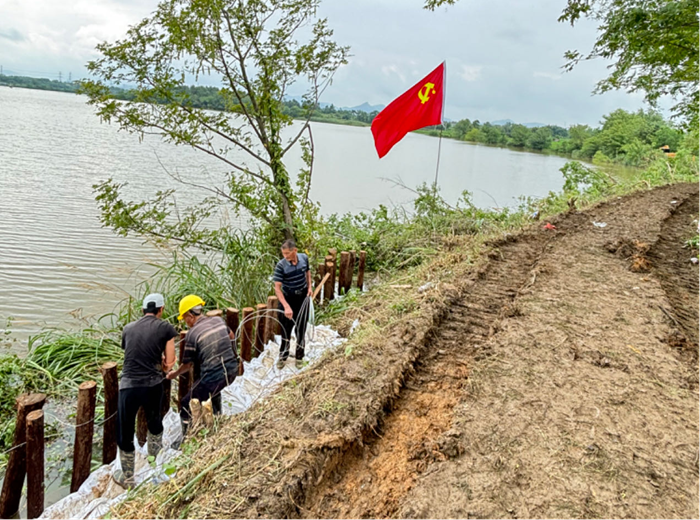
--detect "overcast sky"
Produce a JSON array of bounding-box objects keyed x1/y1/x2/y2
[{"x1": 0, "y1": 0, "x2": 661, "y2": 127}]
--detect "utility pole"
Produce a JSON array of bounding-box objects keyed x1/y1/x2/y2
[
  {"x1": 0, "y1": 65, "x2": 3, "y2": 76},
  {"x1": 58, "y1": 71, "x2": 62, "y2": 82}
]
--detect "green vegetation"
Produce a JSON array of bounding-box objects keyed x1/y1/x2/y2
[
  {"x1": 112, "y1": 86, "x2": 377, "y2": 126},
  {"x1": 425, "y1": 0, "x2": 699, "y2": 129},
  {"x1": 2, "y1": 0, "x2": 698, "y2": 491},
  {"x1": 559, "y1": 0, "x2": 699, "y2": 129},
  {"x1": 0, "y1": 325, "x2": 123, "y2": 461},
  {"x1": 0, "y1": 75, "x2": 79, "y2": 93},
  {"x1": 81, "y1": 0, "x2": 349, "y2": 245},
  {"x1": 427, "y1": 108, "x2": 696, "y2": 168}
]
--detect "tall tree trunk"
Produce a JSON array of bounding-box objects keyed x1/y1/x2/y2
[{"x1": 281, "y1": 195, "x2": 294, "y2": 241}]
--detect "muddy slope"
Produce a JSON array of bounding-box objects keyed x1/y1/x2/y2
[{"x1": 305, "y1": 183, "x2": 699, "y2": 519}]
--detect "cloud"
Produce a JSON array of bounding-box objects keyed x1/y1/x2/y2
[
  {"x1": 460, "y1": 65, "x2": 482, "y2": 83},
  {"x1": 0, "y1": 28, "x2": 25, "y2": 42},
  {"x1": 533, "y1": 71, "x2": 562, "y2": 81},
  {"x1": 0, "y1": 0, "x2": 658, "y2": 127},
  {"x1": 381, "y1": 64, "x2": 406, "y2": 84}
]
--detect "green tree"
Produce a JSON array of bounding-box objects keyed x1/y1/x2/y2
[
  {"x1": 568, "y1": 124, "x2": 593, "y2": 150},
  {"x1": 527, "y1": 127, "x2": 553, "y2": 150},
  {"x1": 509, "y1": 124, "x2": 530, "y2": 147},
  {"x1": 464, "y1": 128, "x2": 484, "y2": 142},
  {"x1": 81, "y1": 0, "x2": 349, "y2": 247},
  {"x1": 425, "y1": 0, "x2": 699, "y2": 129},
  {"x1": 560, "y1": 0, "x2": 698, "y2": 129},
  {"x1": 481, "y1": 123, "x2": 505, "y2": 145},
  {"x1": 451, "y1": 118, "x2": 473, "y2": 139}
]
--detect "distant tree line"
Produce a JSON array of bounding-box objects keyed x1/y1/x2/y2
[
  {"x1": 0, "y1": 74, "x2": 79, "y2": 93},
  {"x1": 111, "y1": 85, "x2": 379, "y2": 126},
  {"x1": 3, "y1": 75, "x2": 694, "y2": 167},
  {"x1": 423, "y1": 108, "x2": 695, "y2": 167}
]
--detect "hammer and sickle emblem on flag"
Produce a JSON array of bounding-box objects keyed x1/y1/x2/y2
[{"x1": 417, "y1": 82, "x2": 436, "y2": 104}]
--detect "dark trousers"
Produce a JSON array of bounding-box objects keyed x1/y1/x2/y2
[
  {"x1": 117, "y1": 382, "x2": 163, "y2": 452},
  {"x1": 179, "y1": 375, "x2": 234, "y2": 422},
  {"x1": 279, "y1": 293, "x2": 310, "y2": 361}
]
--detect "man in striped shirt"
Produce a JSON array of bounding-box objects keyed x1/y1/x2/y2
[
  {"x1": 273, "y1": 239, "x2": 312, "y2": 369},
  {"x1": 166, "y1": 295, "x2": 238, "y2": 447}
]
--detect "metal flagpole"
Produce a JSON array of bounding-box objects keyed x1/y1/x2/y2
[{"x1": 434, "y1": 129, "x2": 443, "y2": 186}]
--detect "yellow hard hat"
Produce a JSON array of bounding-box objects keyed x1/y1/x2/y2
[{"x1": 178, "y1": 294, "x2": 206, "y2": 320}]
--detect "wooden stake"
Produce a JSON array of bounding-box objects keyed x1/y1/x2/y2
[
  {"x1": 314, "y1": 263, "x2": 324, "y2": 303},
  {"x1": 254, "y1": 303, "x2": 267, "y2": 357},
  {"x1": 338, "y1": 251, "x2": 350, "y2": 295},
  {"x1": 313, "y1": 273, "x2": 331, "y2": 300},
  {"x1": 225, "y1": 308, "x2": 241, "y2": 374},
  {"x1": 177, "y1": 331, "x2": 191, "y2": 413},
  {"x1": 226, "y1": 308, "x2": 239, "y2": 349},
  {"x1": 269, "y1": 296, "x2": 281, "y2": 336},
  {"x1": 101, "y1": 361, "x2": 118, "y2": 464},
  {"x1": 71, "y1": 381, "x2": 96, "y2": 493},
  {"x1": 349, "y1": 249, "x2": 356, "y2": 273},
  {"x1": 264, "y1": 297, "x2": 275, "y2": 343},
  {"x1": 328, "y1": 248, "x2": 337, "y2": 261},
  {"x1": 324, "y1": 258, "x2": 335, "y2": 301},
  {"x1": 136, "y1": 406, "x2": 147, "y2": 447},
  {"x1": 26, "y1": 410, "x2": 44, "y2": 519},
  {"x1": 240, "y1": 307, "x2": 254, "y2": 362},
  {"x1": 206, "y1": 309, "x2": 223, "y2": 317},
  {"x1": 357, "y1": 250, "x2": 367, "y2": 290},
  {"x1": 0, "y1": 393, "x2": 46, "y2": 518}
]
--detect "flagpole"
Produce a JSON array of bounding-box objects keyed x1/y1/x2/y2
[{"x1": 434, "y1": 129, "x2": 443, "y2": 187}]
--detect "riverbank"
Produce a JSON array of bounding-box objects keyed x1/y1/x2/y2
[{"x1": 111, "y1": 163, "x2": 698, "y2": 517}]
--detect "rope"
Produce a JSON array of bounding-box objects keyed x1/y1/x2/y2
[{"x1": 2, "y1": 292, "x2": 337, "y2": 482}]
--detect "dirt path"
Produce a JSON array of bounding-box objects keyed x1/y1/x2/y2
[{"x1": 304, "y1": 183, "x2": 699, "y2": 519}]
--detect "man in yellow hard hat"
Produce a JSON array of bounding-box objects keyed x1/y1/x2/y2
[{"x1": 166, "y1": 294, "x2": 238, "y2": 448}]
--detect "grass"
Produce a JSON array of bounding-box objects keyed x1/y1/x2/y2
[
  {"x1": 111, "y1": 156, "x2": 698, "y2": 518},
  {"x1": 0, "y1": 148, "x2": 697, "y2": 486},
  {"x1": 0, "y1": 325, "x2": 123, "y2": 464}
]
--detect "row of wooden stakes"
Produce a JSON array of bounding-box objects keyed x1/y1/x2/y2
[{"x1": 0, "y1": 249, "x2": 367, "y2": 518}]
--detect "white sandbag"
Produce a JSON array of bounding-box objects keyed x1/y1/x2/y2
[{"x1": 40, "y1": 324, "x2": 343, "y2": 519}]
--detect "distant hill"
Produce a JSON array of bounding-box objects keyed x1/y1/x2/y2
[
  {"x1": 490, "y1": 119, "x2": 515, "y2": 126},
  {"x1": 490, "y1": 119, "x2": 546, "y2": 128},
  {"x1": 343, "y1": 102, "x2": 385, "y2": 113}
]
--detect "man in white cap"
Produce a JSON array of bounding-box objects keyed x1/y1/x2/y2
[{"x1": 113, "y1": 293, "x2": 177, "y2": 488}]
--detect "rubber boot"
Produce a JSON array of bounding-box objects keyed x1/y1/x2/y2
[
  {"x1": 170, "y1": 418, "x2": 189, "y2": 450},
  {"x1": 211, "y1": 393, "x2": 222, "y2": 416},
  {"x1": 112, "y1": 449, "x2": 135, "y2": 489},
  {"x1": 147, "y1": 430, "x2": 163, "y2": 459}
]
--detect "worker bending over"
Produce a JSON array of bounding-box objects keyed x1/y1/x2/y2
[
  {"x1": 273, "y1": 239, "x2": 312, "y2": 370},
  {"x1": 167, "y1": 295, "x2": 238, "y2": 448},
  {"x1": 113, "y1": 293, "x2": 177, "y2": 488}
]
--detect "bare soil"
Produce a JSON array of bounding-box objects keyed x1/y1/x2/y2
[
  {"x1": 116, "y1": 182, "x2": 698, "y2": 520},
  {"x1": 304, "y1": 183, "x2": 699, "y2": 519}
]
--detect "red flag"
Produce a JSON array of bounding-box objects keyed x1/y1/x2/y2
[{"x1": 371, "y1": 62, "x2": 446, "y2": 158}]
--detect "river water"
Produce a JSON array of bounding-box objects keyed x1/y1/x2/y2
[{"x1": 0, "y1": 87, "x2": 571, "y2": 344}]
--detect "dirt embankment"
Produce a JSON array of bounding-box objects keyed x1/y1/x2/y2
[{"x1": 116, "y1": 182, "x2": 698, "y2": 519}]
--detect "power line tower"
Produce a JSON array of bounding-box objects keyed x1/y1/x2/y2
[
  {"x1": 68, "y1": 72, "x2": 72, "y2": 82},
  {"x1": 58, "y1": 71, "x2": 62, "y2": 82},
  {"x1": 0, "y1": 65, "x2": 3, "y2": 76}
]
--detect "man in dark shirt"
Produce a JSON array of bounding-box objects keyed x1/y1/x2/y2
[
  {"x1": 113, "y1": 293, "x2": 177, "y2": 488},
  {"x1": 272, "y1": 239, "x2": 313, "y2": 370},
  {"x1": 166, "y1": 294, "x2": 238, "y2": 448}
]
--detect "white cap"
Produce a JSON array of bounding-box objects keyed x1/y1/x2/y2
[{"x1": 142, "y1": 293, "x2": 165, "y2": 310}]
